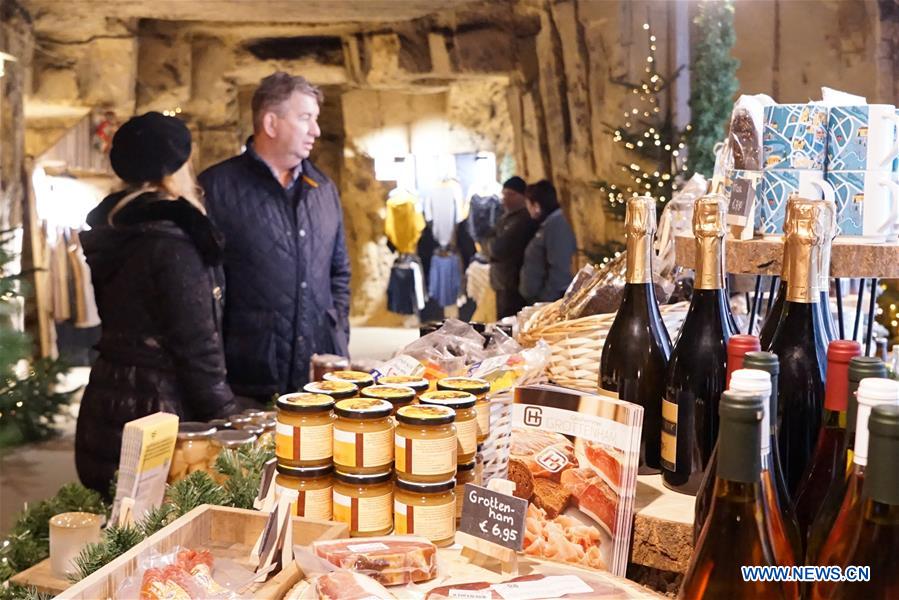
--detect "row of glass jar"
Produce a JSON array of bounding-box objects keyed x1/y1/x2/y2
[
  {"x1": 277, "y1": 390, "x2": 487, "y2": 481},
  {"x1": 168, "y1": 408, "x2": 276, "y2": 483},
  {"x1": 305, "y1": 371, "x2": 492, "y2": 443},
  {"x1": 274, "y1": 460, "x2": 482, "y2": 546}
]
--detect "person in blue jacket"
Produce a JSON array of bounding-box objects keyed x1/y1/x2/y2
[
  {"x1": 199, "y1": 72, "x2": 351, "y2": 404},
  {"x1": 519, "y1": 180, "x2": 577, "y2": 304}
]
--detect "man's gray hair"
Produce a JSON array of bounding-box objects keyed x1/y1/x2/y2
[{"x1": 251, "y1": 72, "x2": 323, "y2": 132}]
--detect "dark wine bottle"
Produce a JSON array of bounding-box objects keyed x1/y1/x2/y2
[
  {"x1": 793, "y1": 340, "x2": 861, "y2": 548},
  {"x1": 693, "y1": 335, "x2": 761, "y2": 542},
  {"x1": 810, "y1": 378, "x2": 899, "y2": 600},
  {"x1": 806, "y1": 357, "x2": 888, "y2": 563},
  {"x1": 662, "y1": 195, "x2": 733, "y2": 493},
  {"x1": 601, "y1": 196, "x2": 672, "y2": 472},
  {"x1": 825, "y1": 404, "x2": 899, "y2": 599},
  {"x1": 743, "y1": 352, "x2": 802, "y2": 561},
  {"x1": 682, "y1": 390, "x2": 797, "y2": 600},
  {"x1": 760, "y1": 278, "x2": 787, "y2": 351},
  {"x1": 769, "y1": 199, "x2": 829, "y2": 494}
]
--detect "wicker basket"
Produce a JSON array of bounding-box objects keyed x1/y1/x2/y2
[{"x1": 527, "y1": 302, "x2": 690, "y2": 392}]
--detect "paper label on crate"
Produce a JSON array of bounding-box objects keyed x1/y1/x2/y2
[
  {"x1": 449, "y1": 590, "x2": 493, "y2": 600},
  {"x1": 493, "y1": 576, "x2": 592, "y2": 600},
  {"x1": 347, "y1": 542, "x2": 391, "y2": 553}
]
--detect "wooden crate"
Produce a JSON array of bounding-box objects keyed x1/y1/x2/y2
[{"x1": 55, "y1": 505, "x2": 347, "y2": 600}]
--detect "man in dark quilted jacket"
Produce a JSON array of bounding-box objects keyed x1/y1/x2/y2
[{"x1": 199, "y1": 72, "x2": 351, "y2": 404}]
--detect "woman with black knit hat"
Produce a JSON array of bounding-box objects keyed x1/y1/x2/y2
[{"x1": 75, "y1": 112, "x2": 240, "y2": 496}]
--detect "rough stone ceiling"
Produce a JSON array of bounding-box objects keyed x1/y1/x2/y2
[{"x1": 24, "y1": 0, "x2": 487, "y2": 24}]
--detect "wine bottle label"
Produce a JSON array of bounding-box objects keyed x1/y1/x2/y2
[{"x1": 660, "y1": 399, "x2": 678, "y2": 470}]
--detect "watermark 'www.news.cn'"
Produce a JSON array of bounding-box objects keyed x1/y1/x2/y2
[{"x1": 741, "y1": 566, "x2": 870, "y2": 583}]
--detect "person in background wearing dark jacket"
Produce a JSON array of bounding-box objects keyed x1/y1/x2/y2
[
  {"x1": 199, "y1": 72, "x2": 351, "y2": 404},
  {"x1": 519, "y1": 180, "x2": 577, "y2": 304},
  {"x1": 486, "y1": 176, "x2": 538, "y2": 318},
  {"x1": 76, "y1": 112, "x2": 240, "y2": 496}
]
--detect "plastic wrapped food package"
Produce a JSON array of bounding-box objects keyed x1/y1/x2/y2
[{"x1": 117, "y1": 546, "x2": 254, "y2": 600}]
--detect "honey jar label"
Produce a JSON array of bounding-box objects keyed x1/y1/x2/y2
[
  {"x1": 455, "y1": 418, "x2": 478, "y2": 456},
  {"x1": 276, "y1": 482, "x2": 333, "y2": 520},
  {"x1": 475, "y1": 402, "x2": 491, "y2": 438},
  {"x1": 394, "y1": 499, "x2": 455, "y2": 542},
  {"x1": 333, "y1": 427, "x2": 393, "y2": 468},
  {"x1": 333, "y1": 490, "x2": 393, "y2": 533},
  {"x1": 276, "y1": 422, "x2": 333, "y2": 462},
  {"x1": 395, "y1": 434, "x2": 457, "y2": 475}
]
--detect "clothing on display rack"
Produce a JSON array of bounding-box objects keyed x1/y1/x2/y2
[
  {"x1": 387, "y1": 254, "x2": 426, "y2": 315},
  {"x1": 429, "y1": 251, "x2": 462, "y2": 308},
  {"x1": 385, "y1": 188, "x2": 425, "y2": 254},
  {"x1": 466, "y1": 253, "x2": 496, "y2": 323},
  {"x1": 48, "y1": 228, "x2": 100, "y2": 329},
  {"x1": 466, "y1": 193, "x2": 502, "y2": 244},
  {"x1": 423, "y1": 179, "x2": 465, "y2": 249}
]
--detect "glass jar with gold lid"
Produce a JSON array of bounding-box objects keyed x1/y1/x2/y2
[
  {"x1": 169, "y1": 422, "x2": 217, "y2": 483},
  {"x1": 276, "y1": 392, "x2": 335, "y2": 467},
  {"x1": 394, "y1": 405, "x2": 457, "y2": 483},
  {"x1": 333, "y1": 398, "x2": 394, "y2": 474},
  {"x1": 419, "y1": 391, "x2": 477, "y2": 464},
  {"x1": 361, "y1": 385, "x2": 417, "y2": 415},
  {"x1": 454, "y1": 461, "x2": 478, "y2": 523},
  {"x1": 228, "y1": 414, "x2": 253, "y2": 429},
  {"x1": 333, "y1": 470, "x2": 394, "y2": 537},
  {"x1": 437, "y1": 377, "x2": 491, "y2": 443},
  {"x1": 304, "y1": 380, "x2": 359, "y2": 400},
  {"x1": 323, "y1": 370, "x2": 375, "y2": 389},
  {"x1": 376, "y1": 375, "x2": 430, "y2": 397},
  {"x1": 394, "y1": 478, "x2": 456, "y2": 547},
  {"x1": 275, "y1": 463, "x2": 334, "y2": 520},
  {"x1": 242, "y1": 408, "x2": 266, "y2": 421}
]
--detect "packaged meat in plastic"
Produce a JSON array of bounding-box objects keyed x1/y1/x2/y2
[
  {"x1": 309, "y1": 536, "x2": 438, "y2": 586},
  {"x1": 307, "y1": 570, "x2": 396, "y2": 599},
  {"x1": 119, "y1": 546, "x2": 254, "y2": 600}
]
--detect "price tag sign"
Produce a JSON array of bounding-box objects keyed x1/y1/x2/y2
[{"x1": 458, "y1": 483, "x2": 527, "y2": 552}]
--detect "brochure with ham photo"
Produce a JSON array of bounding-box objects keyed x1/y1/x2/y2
[{"x1": 510, "y1": 384, "x2": 643, "y2": 577}]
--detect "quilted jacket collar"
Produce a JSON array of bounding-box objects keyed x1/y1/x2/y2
[{"x1": 86, "y1": 191, "x2": 224, "y2": 266}]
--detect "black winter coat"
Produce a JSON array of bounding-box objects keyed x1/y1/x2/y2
[
  {"x1": 199, "y1": 143, "x2": 351, "y2": 399},
  {"x1": 76, "y1": 192, "x2": 240, "y2": 495}
]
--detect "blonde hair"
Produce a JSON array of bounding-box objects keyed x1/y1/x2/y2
[{"x1": 108, "y1": 160, "x2": 205, "y2": 225}]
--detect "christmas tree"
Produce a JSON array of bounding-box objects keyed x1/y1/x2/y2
[
  {"x1": 591, "y1": 21, "x2": 690, "y2": 225},
  {"x1": 687, "y1": 0, "x2": 740, "y2": 177},
  {"x1": 0, "y1": 229, "x2": 72, "y2": 448}
]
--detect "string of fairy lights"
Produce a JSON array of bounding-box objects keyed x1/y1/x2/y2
[{"x1": 595, "y1": 22, "x2": 691, "y2": 214}]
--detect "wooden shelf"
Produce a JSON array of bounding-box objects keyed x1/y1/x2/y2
[
  {"x1": 675, "y1": 236, "x2": 899, "y2": 278},
  {"x1": 631, "y1": 474, "x2": 694, "y2": 574}
]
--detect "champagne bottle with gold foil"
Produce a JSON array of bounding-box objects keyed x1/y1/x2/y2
[
  {"x1": 661, "y1": 194, "x2": 734, "y2": 493},
  {"x1": 681, "y1": 390, "x2": 797, "y2": 600},
  {"x1": 601, "y1": 196, "x2": 672, "y2": 472},
  {"x1": 769, "y1": 199, "x2": 829, "y2": 494},
  {"x1": 806, "y1": 357, "x2": 888, "y2": 562},
  {"x1": 826, "y1": 405, "x2": 899, "y2": 599}
]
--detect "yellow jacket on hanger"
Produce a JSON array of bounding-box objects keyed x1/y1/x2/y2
[{"x1": 385, "y1": 190, "x2": 425, "y2": 254}]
